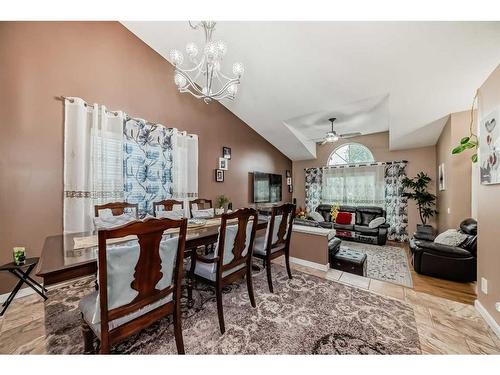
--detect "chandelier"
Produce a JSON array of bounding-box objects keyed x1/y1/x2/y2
[{"x1": 169, "y1": 21, "x2": 244, "y2": 104}]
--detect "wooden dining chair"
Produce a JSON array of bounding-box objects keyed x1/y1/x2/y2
[
  {"x1": 94, "y1": 202, "x2": 139, "y2": 219},
  {"x1": 78, "y1": 218, "x2": 188, "y2": 354},
  {"x1": 187, "y1": 208, "x2": 258, "y2": 334},
  {"x1": 153, "y1": 199, "x2": 185, "y2": 217},
  {"x1": 189, "y1": 198, "x2": 213, "y2": 216},
  {"x1": 253, "y1": 203, "x2": 296, "y2": 293}
]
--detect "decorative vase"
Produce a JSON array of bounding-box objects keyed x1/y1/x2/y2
[{"x1": 13, "y1": 247, "x2": 26, "y2": 266}]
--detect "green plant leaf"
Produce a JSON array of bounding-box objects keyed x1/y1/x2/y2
[
  {"x1": 460, "y1": 137, "x2": 470, "y2": 145},
  {"x1": 464, "y1": 142, "x2": 476, "y2": 149},
  {"x1": 471, "y1": 153, "x2": 478, "y2": 163},
  {"x1": 452, "y1": 145, "x2": 465, "y2": 154}
]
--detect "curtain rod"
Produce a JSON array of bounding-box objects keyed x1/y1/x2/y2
[
  {"x1": 56, "y1": 96, "x2": 196, "y2": 138},
  {"x1": 304, "y1": 160, "x2": 408, "y2": 171}
]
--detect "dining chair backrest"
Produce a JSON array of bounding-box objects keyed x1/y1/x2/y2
[
  {"x1": 153, "y1": 199, "x2": 184, "y2": 214},
  {"x1": 96, "y1": 218, "x2": 187, "y2": 341},
  {"x1": 94, "y1": 202, "x2": 138, "y2": 219},
  {"x1": 215, "y1": 208, "x2": 258, "y2": 274},
  {"x1": 189, "y1": 198, "x2": 213, "y2": 215},
  {"x1": 264, "y1": 203, "x2": 296, "y2": 253}
]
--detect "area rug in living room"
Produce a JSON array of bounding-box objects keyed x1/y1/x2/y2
[
  {"x1": 340, "y1": 241, "x2": 413, "y2": 288},
  {"x1": 42, "y1": 265, "x2": 420, "y2": 354}
]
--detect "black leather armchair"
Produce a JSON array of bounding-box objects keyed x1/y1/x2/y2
[{"x1": 412, "y1": 218, "x2": 477, "y2": 282}]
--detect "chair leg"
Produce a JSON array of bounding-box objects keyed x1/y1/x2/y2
[
  {"x1": 173, "y1": 305, "x2": 185, "y2": 354},
  {"x1": 246, "y1": 267, "x2": 256, "y2": 308},
  {"x1": 215, "y1": 283, "x2": 225, "y2": 334},
  {"x1": 285, "y1": 252, "x2": 293, "y2": 280},
  {"x1": 99, "y1": 339, "x2": 110, "y2": 354},
  {"x1": 266, "y1": 258, "x2": 274, "y2": 293},
  {"x1": 81, "y1": 317, "x2": 95, "y2": 354}
]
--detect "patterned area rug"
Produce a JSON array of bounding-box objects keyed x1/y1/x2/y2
[
  {"x1": 341, "y1": 241, "x2": 413, "y2": 288},
  {"x1": 43, "y1": 265, "x2": 420, "y2": 354}
]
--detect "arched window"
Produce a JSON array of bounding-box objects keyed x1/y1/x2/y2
[{"x1": 327, "y1": 143, "x2": 374, "y2": 166}]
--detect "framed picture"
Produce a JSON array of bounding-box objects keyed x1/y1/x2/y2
[
  {"x1": 286, "y1": 177, "x2": 292, "y2": 186},
  {"x1": 222, "y1": 146, "x2": 231, "y2": 160},
  {"x1": 218, "y1": 157, "x2": 228, "y2": 170},
  {"x1": 438, "y1": 163, "x2": 446, "y2": 191},
  {"x1": 286, "y1": 170, "x2": 291, "y2": 178},
  {"x1": 215, "y1": 169, "x2": 224, "y2": 182},
  {"x1": 480, "y1": 108, "x2": 500, "y2": 184}
]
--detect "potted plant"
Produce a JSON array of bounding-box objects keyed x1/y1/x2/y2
[
  {"x1": 216, "y1": 194, "x2": 231, "y2": 213},
  {"x1": 402, "y1": 172, "x2": 438, "y2": 234}
]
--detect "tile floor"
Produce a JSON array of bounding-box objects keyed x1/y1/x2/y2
[{"x1": 0, "y1": 260, "x2": 498, "y2": 354}]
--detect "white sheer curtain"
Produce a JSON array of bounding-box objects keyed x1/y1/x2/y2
[
  {"x1": 171, "y1": 130, "x2": 198, "y2": 217},
  {"x1": 321, "y1": 164, "x2": 386, "y2": 207},
  {"x1": 63, "y1": 98, "x2": 124, "y2": 233}
]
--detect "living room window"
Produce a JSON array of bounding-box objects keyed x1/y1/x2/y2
[
  {"x1": 323, "y1": 143, "x2": 384, "y2": 206},
  {"x1": 327, "y1": 143, "x2": 374, "y2": 166}
]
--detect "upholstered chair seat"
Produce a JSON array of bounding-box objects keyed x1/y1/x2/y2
[
  {"x1": 253, "y1": 236, "x2": 284, "y2": 256},
  {"x1": 186, "y1": 255, "x2": 246, "y2": 281}
]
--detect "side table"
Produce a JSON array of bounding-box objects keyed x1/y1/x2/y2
[{"x1": 0, "y1": 257, "x2": 48, "y2": 317}]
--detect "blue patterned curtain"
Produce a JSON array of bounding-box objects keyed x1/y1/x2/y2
[
  {"x1": 123, "y1": 119, "x2": 174, "y2": 217},
  {"x1": 305, "y1": 168, "x2": 323, "y2": 214},
  {"x1": 384, "y1": 162, "x2": 409, "y2": 242}
]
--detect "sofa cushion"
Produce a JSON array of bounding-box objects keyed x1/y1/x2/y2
[
  {"x1": 309, "y1": 211, "x2": 325, "y2": 222},
  {"x1": 336, "y1": 212, "x2": 352, "y2": 225},
  {"x1": 356, "y1": 211, "x2": 381, "y2": 226},
  {"x1": 333, "y1": 223, "x2": 354, "y2": 231},
  {"x1": 434, "y1": 229, "x2": 469, "y2": 247},
  {"x1": 368, "y1": 217, "x2": 386, "y2": 229},
  {"x1": 354, "y1": 225, "x2": 379, "y2": 235}
]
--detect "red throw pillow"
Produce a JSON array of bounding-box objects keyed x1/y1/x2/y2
[{"x1": 336, "y1": 212, "x2": 352, "y2": 225}]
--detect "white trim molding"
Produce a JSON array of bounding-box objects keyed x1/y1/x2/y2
[
  {"x1": 289, "y1": 256, "x2": 329, "y2": 272},
  {"x1": 475, "y1": 299, "x2": 500, "y2": 340}
]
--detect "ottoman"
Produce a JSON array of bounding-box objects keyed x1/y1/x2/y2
[
  {"x1": 328, "y1": 237, "x2": 342, "y2": 266},
  {"x1": 331, "y1": 248, "x2": 367, "y2": 277}
]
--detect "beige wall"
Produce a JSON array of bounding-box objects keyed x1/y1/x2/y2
[
  {"x1": 0, "y1": 22, "x2": 291, "y2": 294},
  {"x1": 436, "y1": 111, "x2": 473, "y2": 233},
  {"x1": 477, "y1": 64, "x2": 500, "y2": 326},
  {"x1": 292, "y1": 131, "x2": 437, "y2": 236}
]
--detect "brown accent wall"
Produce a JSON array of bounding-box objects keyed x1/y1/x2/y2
[
  {"x1": 292, "y1": 131, "x2": 437, "y2": 236},
  {"x1": 477, "y1": 64, "x2": 500, "y2": 326},
  {"x1": 0, "y1": 22, "x2": 291, "y2": 294},
  {"x1": 435, "y1": 111, "x2": 473, "y2": 233}
]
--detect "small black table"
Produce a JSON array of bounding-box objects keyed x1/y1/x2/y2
[{"x1": 0, "y1": 257, "x2": 48, "y2": 316}]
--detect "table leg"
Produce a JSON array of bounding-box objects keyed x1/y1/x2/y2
[
  {"x1": 11, "y1": 269, "x2": 48, "y2": 300},
  {"x1": 0, "y1": 276, "x2": 26, "y2": 316}
]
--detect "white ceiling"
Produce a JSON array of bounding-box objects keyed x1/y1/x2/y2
[{"x1": 122, "y1": 21, "x2": 500, "y2": 160}]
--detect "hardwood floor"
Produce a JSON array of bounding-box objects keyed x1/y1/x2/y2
[{"x1": 0, "y1": 249, "x2": 496, "y2": 355}]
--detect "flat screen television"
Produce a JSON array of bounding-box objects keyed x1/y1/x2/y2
[{"x1": 253, "y1": 172, "x2": 282, "y2": 203}]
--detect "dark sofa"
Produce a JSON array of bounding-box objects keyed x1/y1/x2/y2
[
  {"x1": 411, "y1": 218, "x2": 477, "y2": 282},
  {"x1": 315, "y1": 205, "x2": 390, "y2": 245}
]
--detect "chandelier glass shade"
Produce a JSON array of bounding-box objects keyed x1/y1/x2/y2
[{"x1": 170, "y1": 21, "x2": 244, "y2": 103}]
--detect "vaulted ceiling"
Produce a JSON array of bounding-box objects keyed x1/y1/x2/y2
[{"x1": 122, "y1": 21, "x2": 500, "y2": 160}]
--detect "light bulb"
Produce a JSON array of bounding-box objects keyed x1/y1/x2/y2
[
  {"x1": 227, "y1": 84, "x2": 238, "y2": 95},
  {"x1": 215, "y1": 40, "x2": 227, "y2": 57},
  {"x1": 174, "y1": 73, "x2": 187, "y2": 88},
  {"x1": 169, "y1": 49, "x2": 184, "y2": 66},
  {"x1": 232, "y1": 62, "x2": 244, "y2": 77},
  {"x1": 186, "y1": 43, "x2": 198, "y2": 57},
  {"x1": 204, "y1": 42, "x2": 218, "y2": 61}
]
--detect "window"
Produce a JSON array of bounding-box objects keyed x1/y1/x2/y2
[
  {"x1": 327, "y1": 143, "x2": 374, "y2": 166},
  {"x1": 322, "y1": 143, "x2": 383, "y2": 207}
]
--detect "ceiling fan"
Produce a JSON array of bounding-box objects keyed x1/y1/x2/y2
[{"x1": 313, "y1": 118, "x2": 362, "y2": 145}]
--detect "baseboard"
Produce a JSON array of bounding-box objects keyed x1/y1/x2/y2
[
  {"x1": 475, "y1": 299, "x2": 500, "y2": 340},
  {"x1": 0, "y1": 287, "x2": 35, "y2": 304},
  {"x1": 289, "y1": 256, "x2": 329, "y2": 272}
]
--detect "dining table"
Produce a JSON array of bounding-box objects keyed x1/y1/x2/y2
[{"x1": 36, "y1": 217, "x2": 268, "y2": 286}]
